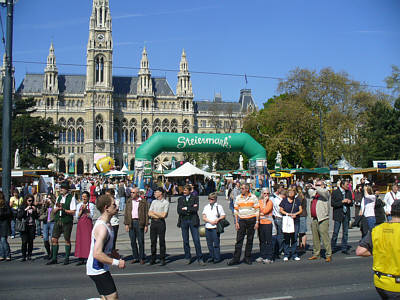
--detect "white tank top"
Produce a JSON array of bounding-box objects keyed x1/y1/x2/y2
[{"x1": 86, "y1": 219, "x2": 114, "y2": 276}]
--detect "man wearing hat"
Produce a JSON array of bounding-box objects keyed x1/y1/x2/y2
[
  {"x1": 148, "y1": 187, "x2": 169, "y2": 266},
  {"x1": 357, "y1": 200, "x2": 400, "y2": 298},
  {"x1": 47, "y1": 181, "x2": 77, "y2": 265}
]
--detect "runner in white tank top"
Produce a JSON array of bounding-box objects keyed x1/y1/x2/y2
[
  {"x1": 86, "y1": 194, "x2": 125, "y2": 299},
  {"x1": 86, "y1": 219, "x2": 114, "y2": 276}
]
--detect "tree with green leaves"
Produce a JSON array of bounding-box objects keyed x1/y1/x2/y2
[{"x1": 0, "y1": 97, "x2": 61, "y2": 168}]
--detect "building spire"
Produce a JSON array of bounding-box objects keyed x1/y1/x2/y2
[
  {"x1": 43, "y1": 42, "x2": 58, "y2": 93},
  {"x1": 137, "y1": 46, "x2": 153, "y2": 96},
  {"x1": 177, "y1": 49, "x2": 193, "y2": 97}
]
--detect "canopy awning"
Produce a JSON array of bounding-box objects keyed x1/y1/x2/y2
[{"x1": 164, "y1": 162, "x2": 218, "y2": 178}]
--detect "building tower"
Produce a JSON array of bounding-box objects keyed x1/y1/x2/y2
[
  {"x1": 42, "y1": 42, "x2": 59, "y2": 116},
  {"x1": 137, "y1": 47, "x2": 154, "y2": 110},
  {"x1": 176, "y1": 49, "x2": 194, "y2": 132},
  {"x1": 85, "y1": 0, "x2": 114, "y2": 171}
]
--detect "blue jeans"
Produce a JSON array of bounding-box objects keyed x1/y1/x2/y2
[
  {"x1": 35, "y1": 219, "x2": 42, "y2": 236},
  {"x1": 205, "y1": 228, "x2": 221, "y2": 261},
  {"x1": 0, "y1": 236, "x2": 10, "y2": 258},
  {"x1": 366, "y1": 216, "x2": 376, "y2": 230},
  {"x1": 42, "y1": 222, "x2": 54, "y2": 242},
  {"x1": 128, "y1": 220, "x2": 145, "y2": 260},
  {"x1": 180, "y1": 219, "x2": 203, "y2": 260},
  {"x1": 331, "y1": 215, "x2": 350, "y2": 250},
  {"x1": 119, "y1": 197, "x2": 126, "y2": 211},
  {"x1": 283, "y1": 220, "x2": 300, "y2": 259},
  {"x1": 273, "y1": 217, "x2": 284, "y2": 257},
  {"x1": 11, "y1": 218, "x2": 16, "y2": 237}
]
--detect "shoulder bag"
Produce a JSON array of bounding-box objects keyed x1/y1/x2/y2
[
  {"x1": 216, "y1": 205, "x2": 230, "y2": 234},
  {"x1": 15, "y1": 217, "x2": 26, "y2": 232},
  {"x1": 282, "y1": 200, "x2": 296, "y2": 233}
]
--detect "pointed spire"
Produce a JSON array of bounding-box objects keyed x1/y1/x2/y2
[
  {"x1": 137, "y1": 46, "x2": 153, "y2": 96},
  {"x1": 43, "y1": 42, "x2": 58, "y2": 93},
  {"x1": 177, "y1": 49, "x2": 193, "y2": 97},
  {"x1": 180, "y1": 49, "x2": 188, "y2": 72},
  {"x1": 45, "y1": 41, "x2": 57, "y2": 72}
]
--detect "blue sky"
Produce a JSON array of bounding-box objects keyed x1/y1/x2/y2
[{"x1": 4, "y1": 0, "x2": 400, "y2": 106}]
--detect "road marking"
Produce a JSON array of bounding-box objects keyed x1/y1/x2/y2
[
  {"x1": 113, "y1": 266, "x2": 239, "y2": 276},
  {"x1": 344, "y1": 256, "x2": 362, "y2": 259},
  {"x1": 255, "y1": 297, "x2": 293, "y2": 300}
]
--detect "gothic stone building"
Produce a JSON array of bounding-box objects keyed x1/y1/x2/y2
[{"x1": 15, "y1": 0, "x2": 256, "y2": 174}]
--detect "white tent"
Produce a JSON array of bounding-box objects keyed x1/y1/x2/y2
[
  {"x1": 121, "y1": 164, "x2": 129, "y2": 172},
  {"x1": 165, "y1": 162, "x2": 218, "y2": 178},
  {"x1": 105, "y1": 170, "x2": 127, "y2": 177}
]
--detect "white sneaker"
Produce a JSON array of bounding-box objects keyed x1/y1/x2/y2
[
  {"x1": 283, "y1": 257, "x2": 289, "y2": 262},
  {"x1": 256, "y1": 257, "x2": 263, "y2": 263},
  {"x1": 263, "y1": 259, "x2": 273, "y2": 264},
  {"x1": 294, "y1": 256, "x2": 301, "y2": 261}
]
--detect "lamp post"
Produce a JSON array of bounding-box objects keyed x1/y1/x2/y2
[{"x1": 1, "y1": 0, "x2": 14, "y2": 202}]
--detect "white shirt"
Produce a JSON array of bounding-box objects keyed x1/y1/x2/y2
[
  {"x1": 202, "y1": 203, "x2": 225, "y2": 229},
  {"x1": 383, "y1": 191, "x2": 400, "y2": 214},
  {"x1": 110, "y1": 198, "x2": 120, "y2": 226},
  {"x1": 271, "y1": 194, "x2": 283, "y2": 218},
  {"x1": 54, "y1": 194, "x2": 76, "y2": 217},
  {"x1": 361, "y1": 195, "x2": 376, "y2": 218},
  {"x1": 75, "y1": 202, "x2": 96, "y2": 220}
]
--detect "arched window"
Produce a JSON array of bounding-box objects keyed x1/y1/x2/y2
[
  {"x1": 162, "y1": 119, "x2": 170, "y2": 132},
  {"x1": 183, "y1": 119, "x2": 190, "y2": 133},
  {"x1": 67, "y1": 127, "x2": 75, "y2": 143},
  {"x1": 77, "y1": 127, "x2": 84, "y2": 143},
  {"x1": 153, "y1": 118, "x2": 161, "y2": 133},
  {"x1": 96, "y1": 115, "x2": 104, "y2": 140},
  {"x1": 142, "y1": 118, "x2": 149, "y2": 142},
  {"x1": 129, "y1": 118, "x2": 137, "y2": 144},
  {"x1": 58, "y1": 118, "x2": 66, "y2": 143},
  {"x1": 95, "y1": 56, "x2": 105, "y2": 83},
  {"x1": 130, "y1": 128, "x2": 137, "y2": 143},
  {"x1": 122, "y1": 118, "x2": 128, "y2": 144},
  {"x1": 171, "y1": 119, "x2": 178, "y2": 133},
  {"x1": 113, "y1": 119, "x2": 120, "y2": 144}
]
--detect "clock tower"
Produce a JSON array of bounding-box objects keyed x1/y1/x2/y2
[{"x1": 85, "y1": 0, "x2": 114, "y2": 171}]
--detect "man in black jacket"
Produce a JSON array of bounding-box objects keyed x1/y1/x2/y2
[
  {"x1": 177, "y1": 185, "x2": 205, "y2": 265},
  {"x1": 331, "y1": 180, "x2": 353, "y2": 254}
]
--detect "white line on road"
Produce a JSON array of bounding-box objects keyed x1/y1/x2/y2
[
  {"x1": 113, "y1": 266, "x2": 239, "y2": 276},
  {"x1": 254, "y1": 297, "x2": 293, "y2": 300},
  {"x1": 344, "y1": 256, "x2": 362, "y2": 259}
]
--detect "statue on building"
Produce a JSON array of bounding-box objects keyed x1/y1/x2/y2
[
  {"x1": 212, "y1": 160, "x2": 217, "y2": 172},
  {"x1": 275, "y1": 151, "x2": 282, "y2": 170},
  {"x1": 239, "y1": 154, "x2": 244, "y2": 170},
  {"x1": 193, "y1": 159, "x2": 197, "y2": 167},
  {"x1": 14, "y1": 148, "x2": 20, "y2": 169}
]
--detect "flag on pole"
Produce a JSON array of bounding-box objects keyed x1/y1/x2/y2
[{"x1": 244, "y1": 74, "x2": 248, "y2": 85}]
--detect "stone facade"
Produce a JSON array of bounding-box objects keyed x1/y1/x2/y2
[{"x1": 14, "y1": 0, "x2": 257, "y2": 174}]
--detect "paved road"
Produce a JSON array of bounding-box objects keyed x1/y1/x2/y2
[
  {"x1": 2, "y1": 195, "x2": 377, "y2": 299},
  {"x1": 0, "y1": 247, "x2": 376, "y2": 300}
]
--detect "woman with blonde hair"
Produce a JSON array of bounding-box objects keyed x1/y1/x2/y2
[{"x1": 0, "y1": 192, "x2": 12, "y2": 261}]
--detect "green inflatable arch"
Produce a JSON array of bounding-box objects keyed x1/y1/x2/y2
[{"x1": 135, "y1": 132, "x2": 267, "y2": 161}]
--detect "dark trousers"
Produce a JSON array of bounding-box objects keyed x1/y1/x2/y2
[
  {"x1": 21, "y1": 225, "x2": 35, "y2": 258},
  {"x1": 150, "y1": 219, "x2": 166, "y2": 260},
  {"x1": 180, "y1": 219, "x2": 203, "y2": 260},
  {"x1": 283, "y1": 220, "x2": 300, "y2": 258},
  {"x1": 258, "y1": 223, "x2": 273, "y2": 260},
  {"x1": 112, "y1": 225, "x2": 119, "y2": 251},
  {"x1": 233, "y1": 217, "x2": 256, "y2": 261},
  {"x1": 331, "y1": 214, "x2": 350, "y2": 250},
  {"x1": 128, "y1": 220, "x2": 145, "y2": 260},
  {"x1": 205, "y1": 228, "x2": 221, "y2": 261}
]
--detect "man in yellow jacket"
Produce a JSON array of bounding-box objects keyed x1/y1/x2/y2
[{"x1": 356, "y1": 200, "x2": 400, "y2": 299}]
